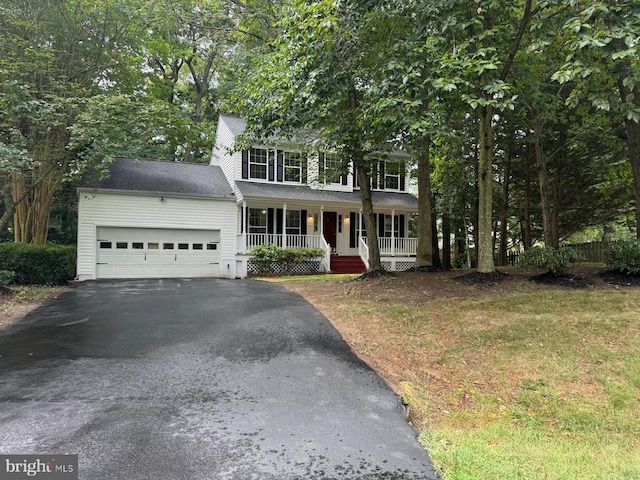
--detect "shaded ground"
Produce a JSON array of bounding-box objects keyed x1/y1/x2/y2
[{"x1": 0, "y1": 286, "x2": 68, "y2": 329}]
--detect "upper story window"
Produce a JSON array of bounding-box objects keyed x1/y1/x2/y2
[
  {"x1": 249, "y1": 148, "x2": 269, "y2": 180},
  {"x1": 322, "y1": 153, "x2": 343, "y2": 184},
  {"x1": 384, "y1": 162, "x2": 402, "y2": 190},
  {"x1": 283, "y1": 152, "x2": 302, "y2": 183}
]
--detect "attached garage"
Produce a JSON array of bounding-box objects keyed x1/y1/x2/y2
[
  {"x1": 77, "y1": 159, "x2": 237, "y2": 280},
  {"x1": 96, "y1": 227, "x2": 220, "y2": 279}
]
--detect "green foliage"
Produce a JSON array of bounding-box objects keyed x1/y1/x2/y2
[
  {"x1": 0, "y1": 243, "x2": 76, "y2": 285},
  {"x1": 0, "y1": 270, "x2": 15, "y2": 286},
  {"x1": 518, "y1": 247, "x2": 583, "y2": 276},
  {"x1": 250, "y1": 244, "x2": 323, "y2": 273},
  {"x1": 606, "y1": 240, "x2": 640, "y2": 275}
]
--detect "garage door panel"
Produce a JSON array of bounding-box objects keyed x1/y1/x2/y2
[{"x1": 96, "y1": 227, "x2": 220, "y2": 279}]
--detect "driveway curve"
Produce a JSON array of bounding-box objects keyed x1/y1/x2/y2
[{"x1": 0, "y1": 279, "x2": 440, "y2": 479}]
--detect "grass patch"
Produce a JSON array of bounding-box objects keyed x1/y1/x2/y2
[
  {"x1": 0, "y1": 285, "x2": 67, "y2": 328},
  {"x1": 279, "y1": 275, "x2": 640, "y2": 480}
]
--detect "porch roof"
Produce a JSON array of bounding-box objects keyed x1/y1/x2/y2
[{"x1": 235, "y1": 181, "x2": 418, "y2": 209}]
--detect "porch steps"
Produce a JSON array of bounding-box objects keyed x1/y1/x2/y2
[{"x1": 330, "y1": 256, "x2": 367, "y2": 274}]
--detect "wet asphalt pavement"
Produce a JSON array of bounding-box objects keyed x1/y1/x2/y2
[{"x1": 0, "y1": 279, "x2": 440, "y2": 479}]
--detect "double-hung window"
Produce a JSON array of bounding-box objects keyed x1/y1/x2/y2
[
  {"x1": 249, "y1": 148, "x2": 268, "y2": 180},
  {"x1": 323, "y1": 153, "x2": 342, "y2": 184},
  {"x1": 283, "y1": 152, "x2": 303, "y2": 183},
  {"x1": 248, "y1": 208, "x2": 267, "y2": 233},
  {"x1": 286, "y1": 210, "x2": 301, "y2": 235},
  {"x1": 383, "y1": 215, "x2": 401, "y2": 237},
  {"x1": 384, "y1": 162, "x2": 402, "y2": 190}
]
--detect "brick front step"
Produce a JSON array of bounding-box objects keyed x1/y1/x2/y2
[{"x1": 330, "y1": 256, "x2": 367, "y2": 274}]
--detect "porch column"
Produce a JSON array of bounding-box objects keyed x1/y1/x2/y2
[
  {"x1": 391, "y1": 209, "x2": 395, "y2": 256},
  {"x1": 242, "y1": 201, "x2": 247, "y2": 253},
  {"x1": 282, "y1": 203, "x2": 287, "y2": 248},
  {"x1": 359, "y1": 208, "x2": 363, "y2": 246},
  {"x1": 320, "y1": 206, "x2": 325, "y2": 240}
]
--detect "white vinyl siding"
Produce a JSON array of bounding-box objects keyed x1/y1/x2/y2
[{"x1": 77, "y1": 191, "x2": 236, "y2": 280}]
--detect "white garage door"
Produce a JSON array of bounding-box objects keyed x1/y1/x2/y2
[{"x1": 96, "y1": 227, "x2": 220, "y2": 279}]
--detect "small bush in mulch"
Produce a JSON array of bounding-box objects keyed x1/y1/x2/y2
[
  {"x1": 598, "y1": 270, "x2": 640, "y2": 287},
  {"x1": 355, "y1": 270, "x2": 397, "y2": 281},
  {"x1": 530, "y1": 271, "x2": 592, "y2": 289},
  {"x1": 455, "y1": 270, "x2": 508, "y2": 285}
]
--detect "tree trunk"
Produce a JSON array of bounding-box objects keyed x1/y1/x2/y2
[
  {"x1": 498, "y1": 147, "x2": 511, "y2": 266},
  {"x1": 442, "y1": 213, "x2": 451, "y2": 270},
  {"x1": 477, "y1": 104, "x2": 495, "y2": 272},
  {"x1": 415, "y1": 148, "x2": 433, "y2": 267},
  {"x1": 532, "y1": 111, "x2": 558, "y2": 248},
  {"x1": 356, "y1": 161, "x2": 382, "y2": 271},
  {"x1": 431, "y1": 202, "x2": 441, "y2": 268},
  {"x1": 616, "y1": 76, "x2": 640, "y2": 239}
]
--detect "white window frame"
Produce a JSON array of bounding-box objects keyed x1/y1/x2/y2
[
  {"x1": 249, "y1": 148, "x2": 268, "y2": 180},
  {"x1": 323, "y1": 153, "x2": 342, "y2": 184},
  {"x1": 384, "y1": 161, "x2": 402, "y2": 191},
  {"x1": 283, "y1": 152, "x2": 303, "y2": 183},
  {"x1": 285, "y1": 210, "x2": 301, "y2": 235},
  {"x1": 248, "y1": 208, "x2": 267, "y2": 233},
  {"x1": 383, "y1": 214, "x2": 400, "y2": 238}
]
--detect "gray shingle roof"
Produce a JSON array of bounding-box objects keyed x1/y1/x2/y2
[
  {"x1": 220, "y1": 115, "x2": 247, "y2": 136},
  {"x1": 82, "y1": 158, "x2": 235, "y2": 199},
  {"x1": 236, "y1": 181, "x2": 418, "y2": 209}
]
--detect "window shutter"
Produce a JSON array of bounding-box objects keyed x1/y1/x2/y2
[
  {"x1": 302, "y1": 156, "x2": 308, "y2": 184},
  {"x1": 318, "y1": 153, "x2": 325, "y2": 183},
  {"x1": 276, "y1": 208, "x2": 283, "y2": 234},
  {"x1": 353, "y1": 168, "x2": 358, "y2": 187},
  {"x1": 267, "y1": 208, "x2": 274, "y2": 234},
  {"x1": 268, "y1": 151, "x2": 275, "y2": 181},
  {"x1": 378, "y1": 213, "x2": 385, "y2": 238},
  {"x1": 241, "y1": 150, "x2": 249, "y2": 179},
  {"x1": 341, "y1": 171, "x2": 348, "y2": 185},
  {"x1": 372, "y1": 162, "x2": 378, "y2": 189},
  {"x1": 349, "y1": 212, "x2": 356, "y2": 248},
  {"x1": 379, "y1": 161, "x2": 386, "y2": 190},
  {"x1": 301, "y1": 210, "x2": 307, "y2": 235},
  {"x1": 400, "y1": 214, "x2": 405, "y2": 238},
  {"x1": 400, "y1": 163, "x2": 406, "y2": 191},
  {"x1": 277, "y1": 151, "x2": 284, "y2": 182}
]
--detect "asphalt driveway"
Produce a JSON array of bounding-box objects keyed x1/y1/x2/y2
[{"x1": 0, "y1": 279, "x2": 440, "y2": 479}]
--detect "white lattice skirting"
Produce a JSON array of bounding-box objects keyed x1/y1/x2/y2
[
  {"x1": 381, "y1": 259, "x2": 416, "y2": 271},
  {"x1": 248, "y1": 260, "x2": 321, "y2": 275}
]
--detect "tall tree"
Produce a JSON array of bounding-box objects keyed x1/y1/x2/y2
[{"x1": 554, "y1": 0, "x2": 640, "y2": 237}]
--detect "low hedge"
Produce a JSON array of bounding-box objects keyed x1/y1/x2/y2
[
  {"x1": 0, "y1": 243, "x2": 76, "y2": 285},
  {"x1": 606, "y1": 240, "x2": 640, "y2": 274}
]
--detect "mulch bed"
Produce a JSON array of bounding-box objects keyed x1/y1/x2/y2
[
  {"x1": 598, "y1": 270, "x2": 640, "y2": 287},
  {"x1": 530, "y1": 271, "x2": 593, "y2": 289},
  {"x1": 454, "y1": 270, "x2": 509, "y2": 285}
]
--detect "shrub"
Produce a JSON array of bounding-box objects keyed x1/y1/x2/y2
[
  {"x1": 0, "y1": 243, "x2": 76, "y2": 285},
  {"x1": 250, "y1": 244, "x2": 324, "y2": 273},
  {"x1": 518, "y1": 246, "x2": 583, "y2": 276},
  {"x1": 0, "y1": 270, "x2": 15, "y2": 286},
  {"x1": 606, "y1": 240, "x2": 640, "y2": 274}
]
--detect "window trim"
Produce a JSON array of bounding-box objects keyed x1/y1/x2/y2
[
  {"x1": 248, "y1": 208, "x2": 268, "y2": 233},
  {"x1": 283, "y1": 151, "x2": 303, "y2": 184},
  {"x1": 248, "y1": 147, "x2": 268, "y2": 180},
  {"x1": 285, "y1": 210, "x2": 301, "y2": 235}
]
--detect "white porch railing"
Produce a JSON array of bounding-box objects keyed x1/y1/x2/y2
[
  {"x1": 320, "y1": 236, "x2": 331, "y2": 273},
  {"x1": 358, "y1": 237, "x2": 370, "y2": 269},
  {"x1": 360, "y1": 237, "x2": 417, "y2": 256},
  {"x1": 239, "y1": 233, "x2": 326, "y2": 253}
]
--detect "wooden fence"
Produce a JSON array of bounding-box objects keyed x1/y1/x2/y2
[{"x1": 501, "y1": 241, "x2": 615, "y2": 266}]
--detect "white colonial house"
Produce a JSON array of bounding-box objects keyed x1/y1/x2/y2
[{"x1": 76, "y1": 115, "x2": 418, "y2": 280}]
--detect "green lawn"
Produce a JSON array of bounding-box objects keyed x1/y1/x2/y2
[{"x1": 278, "y1": 276, "x2": 640, "y2": 480}]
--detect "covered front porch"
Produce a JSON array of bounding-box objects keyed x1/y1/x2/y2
[{"x1": 235, "y1": 201, "x2": 417, "y2": 273}]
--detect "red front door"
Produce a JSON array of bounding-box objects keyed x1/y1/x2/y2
[{"x1": 323, "y1": 211, "x2": 337, "y2": 252}]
